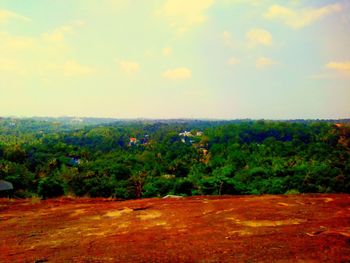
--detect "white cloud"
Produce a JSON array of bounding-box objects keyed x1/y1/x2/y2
[
  {"x1": 162, "y1": 47, "x2": 172, "y2": 56},
  {"x1": 246, "y1": 28, "x2": 272, "y2": 47},
  {"x1": 220, "y1": 0, "x2": 262, "y2": 6},
  {"x1": 0, "y1": 32, "x2": 34, "y2": 51},
  {"x1": 60, "y1": 60, "x2": 95, "y2": 76},
  {"x1": 264, "y1": 4, "x2": 342, "y2": 29},
  {"x1": 228, "y1": 57, "x2": 240, "y2": 65},
  {"x1": 0, "y1": 22, "x2": 91, "y2": 78},
  {"x1": 163, "y1": 67, "x2": 192, "y2": 79},
  {"x1": 326, "y1": 61, "x2": 350, "y2": 72},
  {"x1": 42, "y1": 21, "x2": 84, "y2": 43},
  {"x1": 223, "y1": 31, "x2": 235, "y2": 48},
  {"x1": 119, "y1": 60, "x2": 140, "y2": 74},
  {"x1": 256, "y1": 57, "x2": 274, "y2": 69},
  {"x1": 0, "y1": 58, "x2": 22, "y2": 74},
  {"x1": 0, "y1": 9, "x2": 31, "y2": 23},
  {"x1": 156, "y1": 0, "x2": 214, "y2": 33},
  {"x1": 43, "y1": 26, "x2": 73, "y2": 42}
]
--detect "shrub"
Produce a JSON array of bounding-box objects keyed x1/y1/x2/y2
[
  {"x1": 285, "y1": 189, "x2": 300, "y2": 195},
  {"x1": 173, "y1": 178, "x2": 194, "y2": 196},
  {"x1": 142, "y1": 177, "x2": 175, "y2": 197},
  {"x1": 38, "y1": 177, "x2": 65, "y2": 199},
  {"x1": 38, "y1": 177, "x2": 64, "y2": 198}
]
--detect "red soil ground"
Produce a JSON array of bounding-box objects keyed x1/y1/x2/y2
[{"x1": 1, "y1": 194, "x2": 350, "y2": 262}]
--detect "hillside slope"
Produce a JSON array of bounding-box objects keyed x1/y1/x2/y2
[{"x1": 1, "y1": 195, "x2": 350, "y2": 262}]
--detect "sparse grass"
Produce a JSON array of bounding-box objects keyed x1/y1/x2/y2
[
  {"x1": 30, "y1": 195, "x2": 41, "y2": 204},
  {"x1": 285, "y1": 189, "x2": 300, "y2": 195}
]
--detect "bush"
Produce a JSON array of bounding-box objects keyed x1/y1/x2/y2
[
  {"x1": 173, "y1": 178, "x2": 194, "y2": 196},
  {"x1": 114, "y1": 180, "x2": 134, "y2": 199},
  {"x1": 142, "y1": 177, "x2": 175, "y2": 197},
  {"x1": 285, "y1": 189, "x2": 300, "y2": 195},
  {"x1": 38, "y1": 176, "x2": 65, "y2": 199},
  {"x1": 88, "y1": 178, "x2": 114, "y2": 197}
]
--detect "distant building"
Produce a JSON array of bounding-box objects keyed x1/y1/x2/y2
[
  {"x1": 335, "y1": 123, "x2": 344, "y2": 128},
  {"x1": 72, "y1": 157, "x2": 81, "y2": 165},
  {"x1": 139, "y1": 135, "x2": 150, "y2": 145},
  {"x1": 71, "y1": 118, "x2": 84, "y2": 123},
  {"x1": 0, "y1": 180, "x2": 13, "y2": 191},
  {"x1": 179, "y1": 131, "x2": 192, "y2": 137},
  {"x1": 196, "y1": 131, "x2": 203, "y2": 136},
  {"x1": 0, "y1": 180, "x2": 13, "y2": 197},
  {"x1": 129, "y1": 137, "x2": 137, "y2": 146}
]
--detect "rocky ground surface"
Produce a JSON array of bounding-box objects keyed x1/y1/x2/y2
[{"x1": 1, "y1": 194, "x2": 350, "y2": 262}]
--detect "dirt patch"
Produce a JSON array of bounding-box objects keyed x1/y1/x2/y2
[
  {"x1": 277, "y1": 202, "x2": 290, "y2": 207},
  {"x1": 69, "y1": 208, "x2": 86, "y2": 217},
  {"x1": 227, "y1": 229, "x2": 253, "y2": 237},
  {"x1": 323, "y1": 197, "x2": 334, "y2": 203},
  {"x1": 137, "y1": 210, "x2": 162, "y2": 220},
  {"x1": 231, "y1": 218, "x2": 306, "y2": 227},
  {"x1": 104, "y1": 207, "x2": 133, "y2": 218},
  {"x1": 306, "y1": 227, "x2": 350, "y2": 238}
]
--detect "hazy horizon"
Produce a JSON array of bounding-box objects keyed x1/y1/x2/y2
[
  {"x1": 1, "y1": 0, "x2": 349, "y2": 119},
  {"x1": 2, "y1": 115, "x2": 350, "y2": 122}
]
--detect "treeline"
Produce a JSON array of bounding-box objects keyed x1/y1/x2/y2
[{"x1": 0, "y1": 119, "x2": 349, "y2": 198}]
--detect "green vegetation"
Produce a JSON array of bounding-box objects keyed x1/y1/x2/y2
[{"x1": 0, "y1": 118, "x2": 349, "y2": 198}]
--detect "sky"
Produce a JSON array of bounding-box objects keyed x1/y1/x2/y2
[{"x1": 0, "y1": 0, "x2": 349, "y2": 119}]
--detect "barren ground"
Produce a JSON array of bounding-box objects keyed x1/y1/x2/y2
[{"x1": 1, "y1": 194, "x2": 350, "y2": 262}]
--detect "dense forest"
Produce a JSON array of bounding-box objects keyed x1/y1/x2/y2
[{"x1": 0, "y1": 117, "x2": 349, "y2": 199}]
